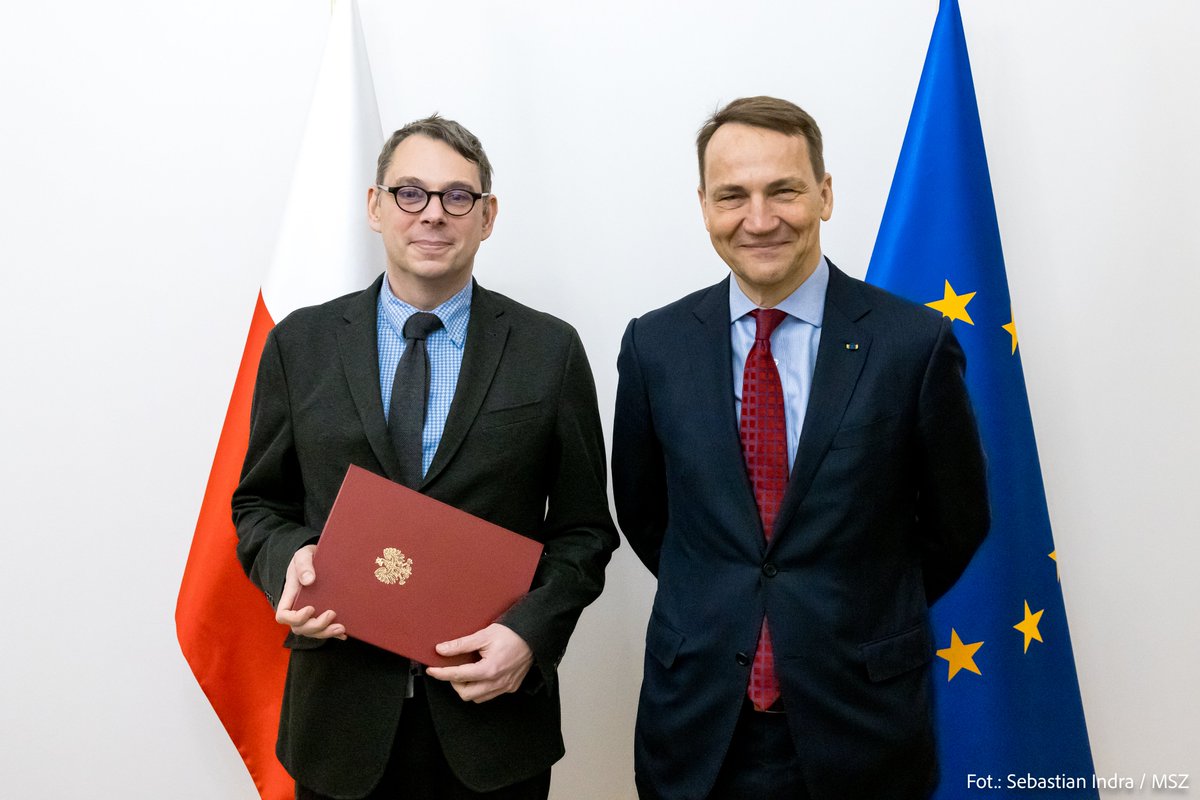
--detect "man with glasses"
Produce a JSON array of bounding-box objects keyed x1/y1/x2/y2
[
  {"x1": 234, "y1": 115, "x2": 618, "y2": 799},
  {"x1": 612, "y1": 96, "x2": 989, "y2": 798}
]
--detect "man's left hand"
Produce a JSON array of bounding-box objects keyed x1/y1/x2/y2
[{"x1": 425, "y1": 624, "x2": 534, "y2": 703}]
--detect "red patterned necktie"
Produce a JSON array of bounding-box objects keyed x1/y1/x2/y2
[{"x1": 740, "y1": 308, "x2": 788, "y2": 711}]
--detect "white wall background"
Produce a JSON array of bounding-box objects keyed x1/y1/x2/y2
[{"x1": 1, "y1": 1, "x2": 1196, "y2": 797}]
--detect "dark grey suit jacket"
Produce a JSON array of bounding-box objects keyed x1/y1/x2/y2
[
  {"x1": 233, "y1": 275, "x2": 618, "y2": 797},
  {"x1": 613, "y1": 264, "x2": 989, "y2": 800}
]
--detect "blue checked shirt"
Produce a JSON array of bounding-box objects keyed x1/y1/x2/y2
[{"x1": 377, "y1": 278, "x2": 472, "y2": 477}]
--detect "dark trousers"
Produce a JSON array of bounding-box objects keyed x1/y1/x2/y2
[
  {"x1": 707, "y1": 699, "x2": 809, "y2": 800},
  {"x1": 297, "y1": 678, "x2": 551, "y2": 800}
]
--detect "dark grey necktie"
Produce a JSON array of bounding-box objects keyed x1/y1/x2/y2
[{"x1": 389, "y1": 311, "x2": 444, "y2": 487}]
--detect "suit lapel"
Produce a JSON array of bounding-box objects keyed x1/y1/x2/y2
[
  {"x1": 336, "y1": 274, "x2": 405, "y2": 481},
  {"x1": 772, "y1": 264, "x2": 871, "y2": 542},
  {"x1": 420, "y1": 280, "x2": 509, "y2": 488},
  {"x1": 692, "y1": 278, "x2": 764, "y2": 544}
]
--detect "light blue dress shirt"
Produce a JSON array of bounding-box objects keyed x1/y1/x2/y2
[
  {"x1": 377, "y1": 278, "x2": 472, "y2": 477},
  {"x1": 730, "y1": 256, "x2": 830, "y2": 471}
]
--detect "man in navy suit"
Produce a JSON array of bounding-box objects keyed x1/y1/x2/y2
[{"x1": 612, "y1": 96, "x2": 989, "y2": 799}]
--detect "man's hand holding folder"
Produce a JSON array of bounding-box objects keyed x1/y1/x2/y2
[
  {"x1": 275, "y1": 544, "x2": 346, "y2": 641},
  {"x1": 427, "y1": 624, "x2": 535, "y2": 703}
]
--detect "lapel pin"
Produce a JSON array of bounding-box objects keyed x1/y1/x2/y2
[{"x1": 844, "y1": 343, "x2": 860, "y2": 351}]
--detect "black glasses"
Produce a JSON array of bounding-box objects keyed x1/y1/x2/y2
[{"x1": 376, "y1": 185, "x2": 489, "y2": 216}]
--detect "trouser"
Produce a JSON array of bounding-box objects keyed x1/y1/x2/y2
[{"x1": 296, "y1": 678, "x2": 552, "y2": 800}]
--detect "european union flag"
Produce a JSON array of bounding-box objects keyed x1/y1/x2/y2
[{"x1": 866, "y1": 1, "x2": 1098, "y2": 795}]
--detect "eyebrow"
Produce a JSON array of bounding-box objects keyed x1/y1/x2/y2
[
  {"x1": 766, "y1": 177, "x2": 808, "y2": 191},
  {"x1": 388, "y1": 176, "x2": 480, "y2": 192},
  {"x1": 708, "y1": 177, "x2": 809, "y2": 195}
]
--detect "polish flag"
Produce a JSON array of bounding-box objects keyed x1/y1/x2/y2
[{"x1": 175, "y1": 2, "x2": 383, "y2": 797}]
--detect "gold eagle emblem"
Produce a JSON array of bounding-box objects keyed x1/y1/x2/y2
[{"x1": 373, "y1": 547, "x2": 413, "y2": 585}]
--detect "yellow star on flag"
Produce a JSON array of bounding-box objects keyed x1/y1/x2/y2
[
  {"x1": 936, "y1": 629, "x2": 983, "y2": 680},
  {"x1": 1003, "y1": 311, "x2": 1018, "y2": 354},
  {"x1": 1014, "y1": 600, "x2": 1045, "y2": 653},
  {"x1": 926, "y1": 280, "x2": 976, "y2": 325},
  {"x1": 1050, "y1": 549, "x2": 1059, "y2": 581}
]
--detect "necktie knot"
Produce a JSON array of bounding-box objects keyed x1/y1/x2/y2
[
  {"x1": 403, "y1": 312, "x2": 443, "y2": 342},
  {"x1": 750, "y1": 308, "x2": 787, "y2": 342}
]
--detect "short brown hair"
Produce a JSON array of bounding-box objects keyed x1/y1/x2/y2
[
  {"x1": 375, "y1": 114, "x2": 493, "y2": 192},
  {"x1": 696, "y1": 96, "x2": 825, "y2": 188}
]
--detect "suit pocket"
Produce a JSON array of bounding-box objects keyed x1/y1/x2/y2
[
  {"x1": 646, "y1": 615, "x2": 685, "y2": 669},
  {"x1": 859, "y1": 622, "x2": 933, "y2": 682},
  {"x1": 475, "y1": 398, "x2": 544, "y2": 430},
  {"x1": 830, "y1": 412, "x2": 902, "y2": 450}
]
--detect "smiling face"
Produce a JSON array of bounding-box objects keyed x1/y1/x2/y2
[
  {"x1": 699, "y1": 123, "x2": 833, "y2": 307},
  {"x1": 367, "y1": 134, "x2": 497, "y2": 309}
]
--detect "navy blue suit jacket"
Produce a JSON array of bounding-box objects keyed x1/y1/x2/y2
[{"x1": 612, "y1": 264, "x2": 988, "y2": 799}]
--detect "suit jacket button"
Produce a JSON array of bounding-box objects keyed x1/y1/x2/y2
[
  {"x1": 762, "y1": 562, "x2": 778, "y2": 578},
  {"x1": 735, "y1": 652, "x2": 750, "y2": 667}
]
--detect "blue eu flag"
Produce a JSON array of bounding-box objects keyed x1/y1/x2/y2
[{"x1": 866, "y1": 1, "x2": 1098, "y2": 794}]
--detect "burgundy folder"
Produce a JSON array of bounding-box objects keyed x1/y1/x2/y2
[{"x1": 295, "y1": 464, "x2": 543, "y2": 667}]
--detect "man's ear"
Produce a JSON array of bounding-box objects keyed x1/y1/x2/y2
[
  {"x1": 367, "y1": 185, "x2": 383, "y2": 232},
  {"x1": 698, "y1": 185, "x2": 712, "y2": 232},
  {"x1": 480, "y1": 194, "x2": 499, "y2": 240}
]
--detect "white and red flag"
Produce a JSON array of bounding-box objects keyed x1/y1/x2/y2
[{"x1": 176, "y1": 2, "x2": 382, "y2": 797}]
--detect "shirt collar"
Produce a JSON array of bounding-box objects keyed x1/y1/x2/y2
[
  {"x1": 379, "y1": 277, "x2": 473, "y2": 348},
  {"x1": 728, "y1": 255, "x2": 829, "y2": 326}
]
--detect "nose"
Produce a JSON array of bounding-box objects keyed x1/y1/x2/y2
[
  {"x1": 741, "y1": 194, "x2": 777, "y2": 235},
  {"x1": 418, "y1": 194, "x2": 448, "y2": 224}
]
